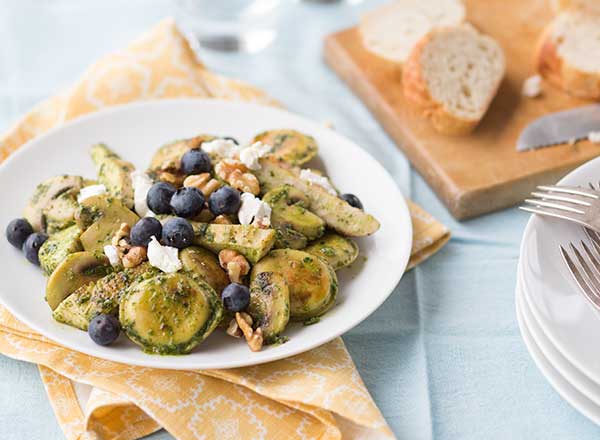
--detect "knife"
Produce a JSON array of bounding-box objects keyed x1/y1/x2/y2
[{"x1": 516, "y1": 104, "x2": 600, "y2": 152}]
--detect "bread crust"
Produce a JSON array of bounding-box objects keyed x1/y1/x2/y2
[
  {"x1": 536, "y1": 19, "x2": 600, "y2": 100},
  {"x1": 402, "y1": 31, "x2": 487, "y2": 136}
]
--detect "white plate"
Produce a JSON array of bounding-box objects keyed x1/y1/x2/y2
[
  {"x1": 520, "y1": 156, "x2": 600, "y2": 384},
  {"x1": 0, "y1": 99, "x2": 412, "y2": 369},
  {"x1": 516, "y1": 274, "x2": 600, "y2": 425},
  {"x1": 518, "y1": 264, "x2": 600, "y2": 411}
]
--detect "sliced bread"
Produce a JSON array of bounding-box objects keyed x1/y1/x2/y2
[
  {"x1": 551, "y1": 0, "x2": 600, "y2": 15},
  {"x1": 359, "y1": 0, "x2": 465, "y2": 66},
  {"x1": 402, "y1": 25, "x2": 505, "y2": 135},
  {"x1": 536, "y1": 11, "x2": 600, "y2": 100}
]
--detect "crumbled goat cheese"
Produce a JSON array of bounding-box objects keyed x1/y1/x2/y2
[
  {"x1": 201, "y1": 138, "x2": 241, "y2": 158},
  {"x1": 300, "y1": 169, "x2": 337, "y2": 195},
  {"x1": 77, "y1": 184, "x2": 107, "y2": 203},
  {"x1": 522, "y1": 75, "x2": 542, "y2": 98},
  {"x1": 103, "y1": 245, "x2": 121, "y2": 267},
  {"x1": 589, "y1": 131, "x2": 600, "y2": 144},
  {"x1": 238, "y1": 193, "x2": 272, "y2": 227},
  {"x1": 130, "y1": 170, "x2": 154, "y2": 217},
  {"x1": 147, "y1": 236, "x2": 182, "y2": 273},
  {"x1": 239, "y1": 142, "x2": 272, "y2": 170}
]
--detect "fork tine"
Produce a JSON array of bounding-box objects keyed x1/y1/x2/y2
[
  {"x1": 579, "y1": 241, "x2": 600, "y2": 287},
  {"x1": 584, "y1": 228, "x2": 600, "y2": 253},
  {"x1": 530, "y1": 191, "x2": 592, "y2": 206},
  {"x1": 561, "y1": 245, "x2": 600, "y2": 310},
  {"x1": 570, "y1": 243, "x2": 600, "y2": 297},
  {"x1": 538, "y1": 185, "x2": 599, "y2": 199},
  {"x1": 519, "y1": 206, "x2": 589, "y2": 228},
  {"x1": 524, "y1": 198, "x2": 586, "y2": 214}
]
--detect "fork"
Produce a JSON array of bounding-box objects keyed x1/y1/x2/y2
[
  {"x1": 560, "y1": 228, "x2": 600, "y2": 311},
  {"x1": 519, "y1": 185, "x2": 600, "y2": 232}
]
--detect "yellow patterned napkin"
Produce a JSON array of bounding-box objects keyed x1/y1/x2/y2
[{"x1": 0, "y1": 19, "x2": 449, "y2": 440}]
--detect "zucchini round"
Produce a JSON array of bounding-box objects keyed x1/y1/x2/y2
[
  {"x1": 251, "y1": 249, "x2": 337, "y2": 321},
  {"x1": 120, "y1": 273, "x2": 223, "y2": 355},
  {"x1": 248, "y1": 272, "x2": 290, "y2": 344},
  {"x1": 253, "y1": 129, "x2": 318, "y2": 166},
  {"x1": 180, "y1": 246, "x2": 229, "y2": 295},
  {"x1": 305, "y1": 233, "x2": 359, "y2": 270}
]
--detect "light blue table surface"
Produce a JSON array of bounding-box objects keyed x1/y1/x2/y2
[{"x1": 1, "y1": 1, "x2": 599, "y2": 439}]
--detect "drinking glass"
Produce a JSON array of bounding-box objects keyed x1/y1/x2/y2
[{"x1": 177, "y1": 0, "x2": 281, "y2": 53}]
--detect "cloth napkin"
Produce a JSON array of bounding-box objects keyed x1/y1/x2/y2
[{"x1": 0, "y1": 19, "x2": 450, "y2": 440}]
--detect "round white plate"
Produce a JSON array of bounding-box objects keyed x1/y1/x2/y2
[
  {"x1": 0, "y1": 99, "x2": 412, "y2": 369},
  {"x1": 518, "y1": 264, "x2": 600, "y2": 410},
  {"x1": 516, "y1": 274, "x2": 600, "y2": 425},
  {"x1": 520, "y1": 156, "x2": 600, "y2": 384}
]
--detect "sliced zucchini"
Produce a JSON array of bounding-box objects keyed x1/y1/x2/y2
[
  {"x1": 38, "y1": 225, "x2": 83, "y2": 276},
  {"x1": 148, "y1": 135, "x2": 215, "y2": 175},
  {"x1": 78, "y1": 195, "x2": 139, "y2": 255},
  {"x1": 263, "y1": 185, "x2": 325, "y2": 242},
  {"x1": 305, "y1": 233, "x2": 359, "y2": 270},
  {"x1": 119, "y1": 273, "x2": 223, "y2": 355},
  {"x1": 192, "y1": 222, "x2": 276, "y2": 264},
  {"x1": 255, "y1": 160, "x2": 380, "y2": 237},
  {"x1": 251, "y1": 249, "x2": 338, "y2": 321},
  {"x1": 43, "y1": 192, "x2": 79, "y2": 235},
  {"x1": 253, "y1": 129, "x2": 318, "y2": 166},
  {"x1": 45, "y1": 252, "x2": 111, "y2": 310},
  {"x1": 273, "y1": 226, "x2": 308, "y2": 250},
  {"x1": 180, "y1": 246, "x2": 229, "y2": 295},
  {"x1": 248, "y1": 271, "x2": 290, "y2": 344},
  {"x1": 52, "y1": 263, "x2": 156, "y2": 330},
  {"x1": 91, "y1": 144, "x2": 135, "y2": 209},
  {"x1": 24, "y1": 175, "x2": 84, "y2": 231}
]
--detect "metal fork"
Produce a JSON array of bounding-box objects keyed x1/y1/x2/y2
[
  {"x1": 519, "y1": 184, "x2": 600, "y2": 232},
  {"x1": 560, "y1": 228, "x2": 600, "y2": 311}
]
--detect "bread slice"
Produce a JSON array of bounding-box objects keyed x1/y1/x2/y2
[
  {"x1": 551, "y1": 0, "x2": 600, "y2": 15},
  {"x1": 536, "y1": 11, "x2": 600, "y2": 100},
  {"x1": 359, "y1": 0, "x2": 465, "y2": 66},
  {"x1": 402, "y1": 25, "x2": 505, "y2": 136}
]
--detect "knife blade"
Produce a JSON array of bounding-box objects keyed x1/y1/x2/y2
[{"x1": 516, "y1": 104, "x2": 600, "y2": 152}]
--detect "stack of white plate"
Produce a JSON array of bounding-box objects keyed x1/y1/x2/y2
[{"x1": 517, "y1": 157, "x2": 600, "y2": 424}]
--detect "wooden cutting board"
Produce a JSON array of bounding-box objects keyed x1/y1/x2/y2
[{"x1": 324, "y1": 0, "x2": 600, "y2": 220}]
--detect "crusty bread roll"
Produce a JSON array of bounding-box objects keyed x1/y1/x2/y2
[
  {"x1": 402, "y1": 25, "x2": 505, "y2": 135},
  {"x1": 536, "y1": 11, "x2": 600, "y2": 100},
  {"x1": 551, "y1": 0, "x2": 600, "y2": 14},
  {"x1": 359, "y1": 0, "x2": 465, "y2": 66}
]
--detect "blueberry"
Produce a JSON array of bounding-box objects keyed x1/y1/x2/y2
[
  {"x1": 88, "y1": 313, "x2": 120, "y2": 346},
  {"x1": 181, "y1": 148, "x2": 211, "y2": 175},
  {"x1": 208, "y1": 186, "x2": 241, "y2": 216},
  {"x1": 130, "y1": 217, "x2": 163, "y2": 246},
  {"x1": 223, "y1": 136, "x2": 239, "y2": 145},
  {"x1": 6, "y1": 218, "x2": 33, "y2": 249},
  {"x1": 221, "y1": 283, "x2": 250, "y2": 312},
  {"x1": 147, "y1": 182, "x2": 177, "y2": 214},
  {"x1": 170, "y1": 187, "x2": 205, "y2": 218},
  {"x1": 340, "y1": 193, "x2": 363, "y2": 210},
  {"x1": 162, "y1": 217, "x2": 194, "y2": 249},
  {"x1": 22, "y1": 232, "x2": 48, "y2": 265}
]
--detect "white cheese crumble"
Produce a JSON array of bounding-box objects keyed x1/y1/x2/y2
[
  {"x1": 588, "y1": 131, "x2": 600, "y2": 144},
  {"x1": 103, "y1": 245, "x2": 121, "y2": 267},
  {"x1": 299, "y1": 169, "x2": 337, "y2": 196},
  {"x1": 239, "y1": 142, "x2": 272, "y2": 170},
  {"x1": 238, "y1": 193, "x2": 272, "y2": 228},
  {"x1": 130, "y1": 170, "x2": 154, "y2": 217},
  {"x1": 522, "y1": 75, "x2": 542, "y2": 98},
  {"x1": 201, "y1": 138, "x2": 241, "y2": 158},
  {"x1": 77, "y1": 184, "x2": 107, "y2": 203},
  {"x1": 147, "y1": 236, "x2": 182, "y2": 273}
]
